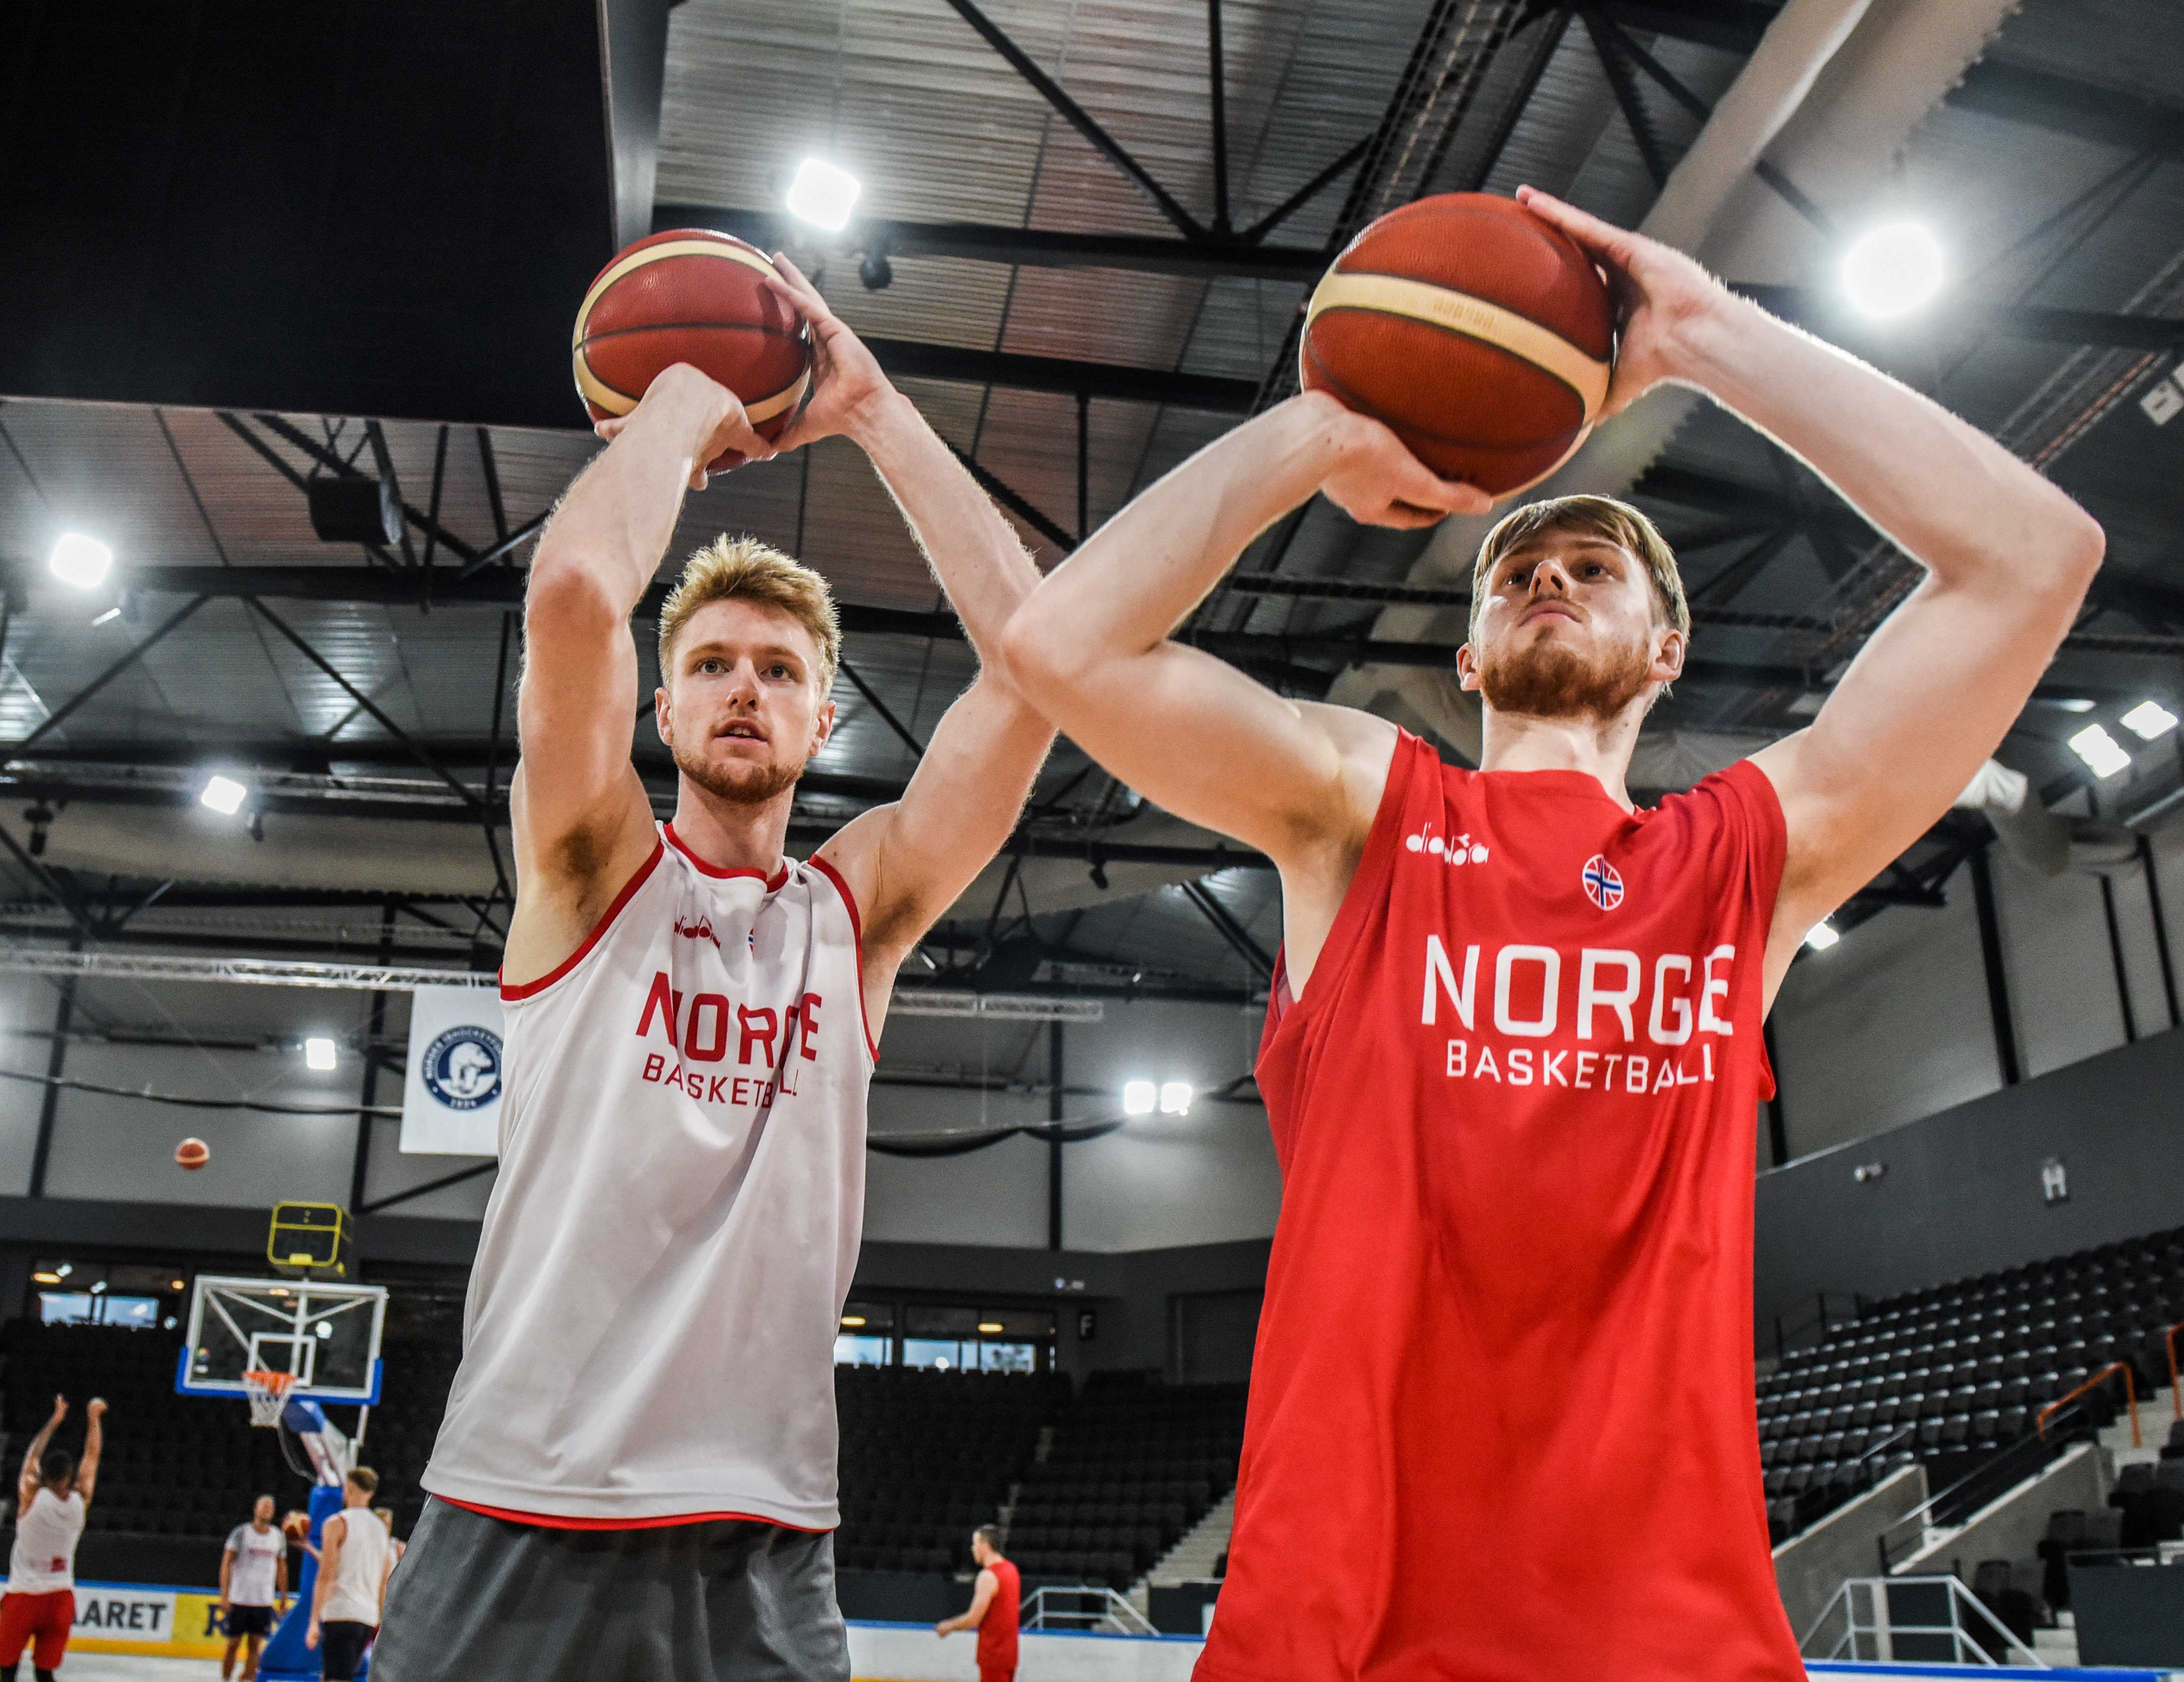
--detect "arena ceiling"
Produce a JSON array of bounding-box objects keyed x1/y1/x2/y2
[{"x1": 0, "y1": 0, "x2": 2180, "y2": 1007}]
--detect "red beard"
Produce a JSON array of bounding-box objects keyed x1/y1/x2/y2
[
  {"x1": 1477, "y1": 626, "x2": 1655, "y2": 721},
  {"x1": 671, "y1": 737, "x2": 806, "y2": 806}
]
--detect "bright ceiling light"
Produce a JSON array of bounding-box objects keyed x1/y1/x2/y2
[
  {"x1": 840, "y1": 1315, "x2": 866, "y2": 1328},
  {"x1": 32, "y1": 1271, "x2": 60, "y2": 1285},
  {"x1": 49, "y1": 533, "x2": 113, "y2": 590},
  {"x1": 199, "y1": 774, "x2": 248, "y2": 816},
  {"x1": 1159, "y1": 1081, "x2": 1193, "y2": 1115},
  {"x1": 977, "y1": 1321, "x2": 1004, "y2": 1334},
  {"x1": 2068, "y1": 723, "x2": 2133, "y2": 779},
  {"x1": 1122, "y1": 1080, "x2": 1156, "y2": 1116},
  {"x1": 304, "y1": 1036, "x2": 338, "y2": 1071},
  {"x1": 785, "y1": 157, "x2": 861, "y2": 231},
  {"x1": 2120, "y1": 700, "x2": 2179, "y2": 742},
  {"x1": 1842, "y1": 222, "x2": 1945, "y2": 320},
  {"x1": 1804, "y1": 922, "x2": 1840, "y2": 952}
]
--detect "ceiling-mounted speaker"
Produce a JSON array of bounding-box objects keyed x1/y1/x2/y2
[{"x1": 307, "y1": 475, "x2": 402, "y2": 547}]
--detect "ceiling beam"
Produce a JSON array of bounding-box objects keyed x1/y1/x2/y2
[
  {"x1": 1948, "y1": 59, "x2": 2184, "y2": 159},
  {"x1": 1736, "y1": 285, "x2": 2184, "y2": 352},
  {"x1": 656, "y1": 206, "x2": 1328, "y2": 284}
]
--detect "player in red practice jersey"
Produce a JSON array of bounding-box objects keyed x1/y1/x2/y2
[{"x1": 1000, "y1": 188, "x2": 2103, "y2": 1680}]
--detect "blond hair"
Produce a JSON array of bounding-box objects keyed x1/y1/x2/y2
[
  {"x1": 1469, "y1": 495, "x2": 1690, "y2": 643},
  {"x1": 656, "y1": 535, "x2": 842, "y2": 693}
]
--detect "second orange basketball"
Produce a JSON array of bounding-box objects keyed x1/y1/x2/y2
[
  {"x1": 1300, "y1": 193, "x2": 1615, "y2": 498},
  {"x1": 572, "y1": 228, "x2": 811, "y2": 471}
]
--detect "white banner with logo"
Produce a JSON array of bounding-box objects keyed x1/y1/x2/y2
[{"x1": 400, "y1": 984, "x2": 505, "y2": 1155}]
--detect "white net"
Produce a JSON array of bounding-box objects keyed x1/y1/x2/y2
[{"x1": 242, "y1": 1369, "x2": 299, "y2": 1428}]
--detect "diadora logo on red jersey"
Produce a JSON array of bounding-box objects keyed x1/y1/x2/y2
[
  {"x1": 1404, "y1": 824, "x2": 1489, "y2": 866},
  {"x1": 673, "y1": 916, "x2": 722, "y2": 948},
  {"x1": 1581, "y1": 854, "x2": 1624, "y2": 910}
]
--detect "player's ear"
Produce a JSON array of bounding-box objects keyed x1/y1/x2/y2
[
  {"x1": 812, "y1": 696, "x2": 836, "y2": 753},
  {"x1": 1454, "y1": 642, "x2": 1483, "y2": 693},
  {"x1": 654, "y1": 686, "x2": 673, "y2": 745},
  {"x1": 1652, "y1": 625, "x2": 1687, "y2": 682}
]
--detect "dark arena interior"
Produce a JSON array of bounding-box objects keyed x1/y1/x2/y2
[{"x1": 1, "y1": 0, "x2": 2183, "y2": 1677}]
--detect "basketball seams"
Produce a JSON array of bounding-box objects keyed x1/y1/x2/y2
[{"x1": 1301, "y1": 333, "x2": 1579, "y2": 457}]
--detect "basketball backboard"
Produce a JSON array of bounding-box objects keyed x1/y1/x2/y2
[{"x1": 175, "y1": 1275, "x2": 387, "y2": 1404}]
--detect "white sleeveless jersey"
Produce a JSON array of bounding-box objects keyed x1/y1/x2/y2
[
  {"x1": 422, "y1": 824, "x2": 876, "y2": 1526},
  {"x1": 7, "y1": 1488, "x2": 84, "y2": 1592}
]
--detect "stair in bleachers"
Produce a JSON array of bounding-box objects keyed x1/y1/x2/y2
[
  {"x1": 1756, "y1": 1223, "x2": 2184, "y2": 1552},
  {"x1": 1004, "y1": 1371, "x2": 1246, "y2": 1590},
  {"x1": 1142, "y1": 1487, "x2": 1235, "y2": 1588}
]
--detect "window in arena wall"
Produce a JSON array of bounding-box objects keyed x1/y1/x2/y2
[
  {"x1": 834, "y1": 1333, "x2": 892, "y2": 1366},
  {"x1": 39, "y1": 1292, "x2": 161, "y2": 1328}
]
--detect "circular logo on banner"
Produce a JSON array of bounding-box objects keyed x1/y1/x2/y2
[
  {"x1": 1580, "y1": 853, "x2": 1624, "y2": 911},
  {"x1": 422, "y1": 1025, "x2": 503, "y2": 1111}
]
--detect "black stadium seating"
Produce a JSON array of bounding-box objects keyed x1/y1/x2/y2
[{"x1": 1756, "y1": 1224, "x2": 2184, "y2": 1546}]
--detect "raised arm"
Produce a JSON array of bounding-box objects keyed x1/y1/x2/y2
[
  {"x1": 753, "y1": 260, "x2": 1058, "y2": 1012},
  {"x1": 1001, "y1": 397, "x2": 1482, "y2": 986},
  {"x1": 503, "y1": 367, "x2": 774, "y2": 988},
  {"x1": 1517, "y1": 190, "x2": 2106, "y2": 990},
  {"x1": 73, "y1": 1397, "x2": 104, "y2": 1505},
  {"x1": 16, "y1": 1394, "x2": 64, "y2": 1510}
]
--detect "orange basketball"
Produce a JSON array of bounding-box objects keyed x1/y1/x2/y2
[
  {"x1": 572, "y1": 229, "x2": 811, "y2": 472},
  {"x1": 175, "y1": 1137, "x2": 209, "y2": 1170},
  {"x1": 1300, "y1": 193, "x2": 1615, "y2": 497},
  {"x1": 282, "y1": 1510, "x2": 310, "y2": 1542}
]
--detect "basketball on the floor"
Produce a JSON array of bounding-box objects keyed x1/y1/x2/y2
[
  {"x1": 572, "y1": 228, "x2": 812, "y2": 472},
  {"x1": 1299, "y1": 192, "x2": 1615, "y2": 497},
  {"x1": 175, "y1": 1136, "x2": 209, "y2": 1170}
]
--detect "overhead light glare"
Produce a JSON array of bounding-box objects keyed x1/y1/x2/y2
[
  {"x1": 977, "y1": 1322, "x2": 1005, "y2": 1334},
  {"x1": 786, "y1": 157, "x2": 861, "y2": 231},
  {"x1": 1842, "y1": 222, "x2": 1945, "y2": 320},
  {"x1": 2120, "y1": 700, "x2": 2178, "y2": 742},
  {"x1": 1122, "y1": 1080, "x2": 1156, "y2": 1116},
  {"x1": 49, "y1": 533, "x2": 113, "y2": 590},
  {"x1": 55, "y1": 1263, "x2": 71, "y2": 1278},
  {"x1": 90, "y1": 1280, "x2": 106, "y2": 1294},
  {"x1": 200, "y1": 774, "x2": 248, "y2": 816},
  {"x1": 304, "y1": 1036, "x2": 338, "y2": 1071},
  {"x1": 33, "y1": 1271, "x2": 61, "y2": 1284},
  {"x1": 2068, "y1": 723, "x2": 2132, "y2": 779},
  {"x1": 840, "y1": 1315, "x2": 867, "y2": 1328},
  {"x1": 1804, "y1": 922, "x2": 1841, "y2": 952},
  {"x1": 90, "y1": 607, "x2": 121, "y2": 627},
  {"x1": 1159, "y1": 1081, "x2": 1193, "y2": 1115}
]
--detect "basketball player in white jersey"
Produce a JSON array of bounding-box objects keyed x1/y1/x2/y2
[
  {"x1": 217, "y1": 1495, "x2": 287, "y2": 1681},
  {"x1": 374, "y1": 257, "x2": 1054, "y2": 1681},
  {"x1": 304, "y1": 1468, "x2": 390, "y2": 1682},
  {"x1": 2, "y1": 1395, "x2": 103, "y2": 1682}
]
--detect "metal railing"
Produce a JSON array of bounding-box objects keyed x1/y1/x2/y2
[
  {"x1": 1799, "y1": 1575, "x2": 2044, "y2": 1667},
  {"x1": 2038, "y1": 1359, "x2": 2139, "y2": 1448},
  {"x1": 1875, "y1": 1401, "x2": 2092, "y2": 1574},
  {"x1": 1020, "y1": 1585, "x2": 1157, "y2": 1636}
]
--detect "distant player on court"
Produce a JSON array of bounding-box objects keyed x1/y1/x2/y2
[
  {"x1": 2, "y1": 1395, "x2": 103, "y2": 1682},
  {"x1": 374, "y1": 254, "x2": 1053, "y2": 1681},
  {"x1": 935, "y1": 1525, "x2": 1019, "y2": 1682},
  {"x1": 218, "y1": 1495, "x2": 287, "y2": 1682},
  {"x1": 304, "y1": 1468, "x2": 390, "y2": 1682},
  {"x1": 1001, "y1": 186, "x2": 2104, "y2": 1679}
]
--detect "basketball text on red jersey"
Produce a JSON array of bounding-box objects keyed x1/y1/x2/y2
[
  {"x1": 1200, "y1": 732, "x2": 1806, "y2": 1682},
  {"x1": 422, "y1": 824, "x2": 874, "y2": 1528}
]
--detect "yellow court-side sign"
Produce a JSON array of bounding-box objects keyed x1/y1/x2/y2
[{"x1": 63, "y1": 1583, "x2": 233, "y2": 1658}]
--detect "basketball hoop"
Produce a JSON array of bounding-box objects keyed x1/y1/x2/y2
[{"x1": 242, "y1": 1368, "x2": 300, "y2": 1428}]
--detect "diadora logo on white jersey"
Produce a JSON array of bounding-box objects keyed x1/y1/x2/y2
[{"x1": 1405, "y1": 824, "x2": 1489, "y2": 866}]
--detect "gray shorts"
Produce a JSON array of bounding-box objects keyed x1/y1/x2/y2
[{"x1": 371, "y1": 1497, "x2": 850, "y2": 1682}]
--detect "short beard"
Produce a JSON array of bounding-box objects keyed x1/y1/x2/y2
[
  {"x1": 1477, "y1": 630, "x2": 1655, "y2": 722},
  {"x1": 671, "y1": 739, "x2": 806, "y2": 807}
]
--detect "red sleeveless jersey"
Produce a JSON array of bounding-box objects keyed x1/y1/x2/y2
[
  {"x1": 978, "y1": 1557, "x2": 1021, "y2": 1672},
  {"x1": 1200, "y1": 732, "x2": 1801, "y2": 1682}
]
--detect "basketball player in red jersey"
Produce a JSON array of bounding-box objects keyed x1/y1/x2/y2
[
  {"x1": 1000, "y1": 187, "x2": 2104, "y2": 1680},
  {"x1": 936, "y1": 1525, "x2": 1020, "y2": 1682},
  {"x1": 373, "y1": 257, "x2": 1053, "y2": 1682}
]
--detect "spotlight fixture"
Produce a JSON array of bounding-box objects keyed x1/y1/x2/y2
[
  {"x1": 840, "y1": 1315, "x2": 867, "y2": 1328},
  {"x1": 1842, "y1": 222, "x2": 1945, "y2": 320},
  {"x1": 2121, "y1": 700, "x2": 2179, "y2": 742},
  {"x1": 200, "y1": 774, "x2": 248, "y2": 816},
  {"x1": 785, "y1": 157, "x2": 862, "y2": 232},
  {"x1": 977, "y1": 1321, "x2": 1004, "y2": 1334},
  {"x1": 304, "y1": 1037, "x2": 338, "y2": 1072},
  {"x1": 1159, "y1": 1081, "x2": 1193, "y2": 1116},
  {"x1": 32, "y1": 1270, "x2": 61, "y2": 1285},
  {"x1": 48, "y1": 533, "x2": 113, "y2": 590},
  {"x1": 2067, "y1": 723, "x2": 2132, "y2": 779},
  {"x1": 89, "y1": 606, "x2": 121, "y2": 627},
  {"x1": 24, "y1": 805, "x2": 53, "y2": 858},
  {"x1": 1122, "y1": 1080, "x2": 1157, "y2": 1116},
  {"x1": 859, "y1": 249, "x2": 894, "y2": 290},
  {"x1": 1804, "y1": 921, "x2": 1841, "y2": 952}
]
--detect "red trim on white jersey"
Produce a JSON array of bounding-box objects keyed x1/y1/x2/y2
[
  {"x1": 498, "y1": 840, "x2": 666, "y2": 1002},
  {"x1": 808, "y1": 852, "x2": 880, "y2": 1063},
  {"x1": 437, "y1": 1494, "x2": 824, "y2": 1533},
  {"x1": 664, "y1": 821, "x2": 791, "y2": 889}
]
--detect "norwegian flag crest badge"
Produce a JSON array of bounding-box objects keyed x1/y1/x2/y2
[{"x1": 1581, "y1": 853, "x2": 1624, "y2": 911}]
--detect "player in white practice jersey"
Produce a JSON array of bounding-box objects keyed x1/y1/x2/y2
[
  {"x1": 218, "y1": 1495, "x2": 287, "y2": 1681},
  {"x1": 2, "y1": 1395, "x2": 104, "y2": 1682},
  {"x1": 373, "y1": 258, "x2": 1055, "y2": 1682}
]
